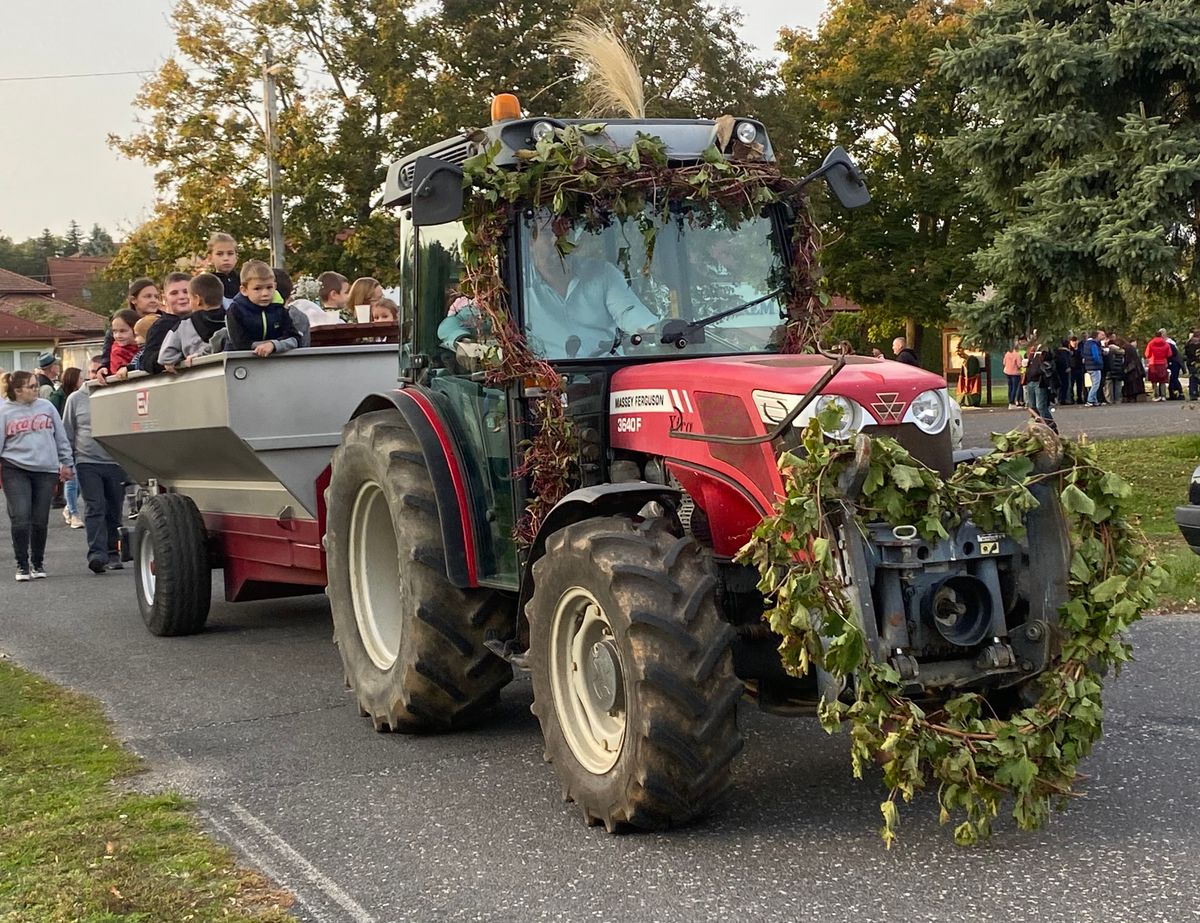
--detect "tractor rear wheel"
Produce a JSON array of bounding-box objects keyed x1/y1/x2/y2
[
  {"x1": 325, "y1": 410, "x2": 513, "y2": 732},
  {"x1": 527, "y1": 516, "x2": 743, "y2": 831}
]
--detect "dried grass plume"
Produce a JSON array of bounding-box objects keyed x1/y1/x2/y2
[{"x1": 560, "y1": 19, "x2": 645, "y2": 119}]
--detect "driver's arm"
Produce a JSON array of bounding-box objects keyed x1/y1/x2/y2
[{"x1": 598, "y1": 263, "x2": 657, "y2": 333}]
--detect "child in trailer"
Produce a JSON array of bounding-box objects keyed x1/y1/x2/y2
[
  {"x1": 224, "y1": 260, "x2": 299, "y2": 357},
  {"x1": 159, "y1": 273, "x2": 228, "y2": 372},
  {"x1": 107, "y1": 310, "x2": 141, "y2": 377},
  {"x1": 207, "y1": 232, "x2": 241, "y2": 303}
]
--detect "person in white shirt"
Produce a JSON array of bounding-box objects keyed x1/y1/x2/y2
[{"x1": 439, "y1": 221, "x2": 657, "y2": 360}]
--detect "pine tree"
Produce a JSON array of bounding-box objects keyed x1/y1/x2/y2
[
  {"x1": 63, "y1": 220, "x2": 83, "y2": 256},
  {"x1": 939, "y1": 0, "x2": 1200, "y2": 340},
  {"x1": 82, "y1": 224, "x2": 116, "y2": 256}
]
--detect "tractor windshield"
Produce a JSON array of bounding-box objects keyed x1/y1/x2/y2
[{"x1": 517, "y1": 204, "x2": 788, "y2": 360}]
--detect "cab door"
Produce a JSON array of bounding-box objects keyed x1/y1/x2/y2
[{"x1": 398, "y1": 213, "x2": 519, "y2": 587}]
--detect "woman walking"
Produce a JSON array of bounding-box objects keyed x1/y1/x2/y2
[
  {"x1": 1003, "y1": 340, "x2": 1024, "y2": 408},
  {"x1": 58, "y1": 367, "x2": 85, "y2": 529},
  {"x1": 0, "y1": 371, "x2": 74, "y2": 581}
]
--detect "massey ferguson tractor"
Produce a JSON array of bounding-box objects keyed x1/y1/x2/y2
[{"x1": 93, "y1": 99, "x2": 1068, "y2": 833}]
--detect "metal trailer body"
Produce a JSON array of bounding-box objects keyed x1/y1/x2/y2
[{"x1": 90, "y1": 345, "x2": 398, "y2": 601}]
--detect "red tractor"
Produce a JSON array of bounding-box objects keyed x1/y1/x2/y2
[{"x1": 321, "y1": 104, "x2": 1068, "y2": 832}]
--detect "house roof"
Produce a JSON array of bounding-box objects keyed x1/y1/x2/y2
[
  {"x1": 0, "y1": 311, "x2": 82, "y2": 342},
  {"x1": 0, "y1": 267, "x2": 55, "y2": 295},
  {"x1": 0, "y1": 294, "x2": 106, "y2": 335},
  {"x1": 47, "y1": 255, "x2": 112, "y2": 303}
]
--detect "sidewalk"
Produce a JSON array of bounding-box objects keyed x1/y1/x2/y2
[{"x1": 960, "y1": 398, "x2": 1200, "y2": 448}]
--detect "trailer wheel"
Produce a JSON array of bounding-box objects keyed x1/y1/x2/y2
[
  {"x1": 135, "y1": 493, "x2": 212, "y2": 636},
  {"x1": 325, "y1": 410, "x2": 513, "y2": 733},
  {"x1": 527, "y1": 517, "x2": 743, "y2": 831}
]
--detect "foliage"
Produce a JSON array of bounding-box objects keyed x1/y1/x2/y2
[
  {"x1": 0, "y1": 660, "x2": 293, "y2": 921},
  {"x1": 11, "y1": 301, "x2": 69, "y2": 329},
  {"x1": 0, "y1": 224, "x2": 118, "y2": 285},
  {"x1": 460, "y1": 124, "x2": 821, "y2": 542},
  {"x1": 109, "y1": 0, "x2": 775, "y2": 284},
  {"x1": 775, "y1": 0, "x2": 991, "y2": 337},
  {"x1": 738, "y1": 418, "x2": 1163, "y2": 845},
  {"x1": 939, "y1": 0, "x2": 1200, "y2": 339}
]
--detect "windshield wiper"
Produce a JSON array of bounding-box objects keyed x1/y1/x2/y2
[{"x1": 658, "y1": 287, "x2": 786, "y2": 347}]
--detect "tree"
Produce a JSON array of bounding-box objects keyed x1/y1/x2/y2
[
  {"x1": 82, "y1": 224, "x2": 116, "y2": 256},
  {"x1": 12, "y1": 301, "x2": 67, "y2": 328},
  {"x1": 938, "y1": 0, "x2": 1200, "y2": 341},
  {"x1": 0, "y1": 234, "x2": 49, "y2": 279},
  {"x1": 63, "y1": 220, "x2": 84, "y2": 256},
  {"x1": 36, "y1": 229, "x2": 59, "y2": 262},
  {"x1": 775, "y1": 0, "x2": 990, "y2": 347},
  {"x1": 110, "y1": 0, "x2": 776, "y2": 285},
  {"x1": 574, "y1": 0, "x2": 775, "y2": 119}
]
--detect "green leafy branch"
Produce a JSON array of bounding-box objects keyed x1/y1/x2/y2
[{"x1": 738, "y1": 420, "x2": 1164, "y2": 846}]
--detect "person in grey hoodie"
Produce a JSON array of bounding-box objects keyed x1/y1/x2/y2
[
  {"x1": 63, "y1": 358, "x2": 129, "y2": 574},
  {"x1": 0, "y1": 370, "x2": 73, "y2": 581}
]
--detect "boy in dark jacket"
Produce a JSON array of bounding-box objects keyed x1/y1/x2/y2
[
  {"x1": 207, "y1": 232, "x2": 241, "y2": 302},
  {"x1": 225, "y1": 261, "x2": 299, "y2": 356}
]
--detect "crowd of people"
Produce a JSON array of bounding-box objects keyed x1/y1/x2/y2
[
  {"x1": 953, "y1": 328, "x2": 1199, "y2": 430},
  {"x1": 0, "y1": 232, "x2": 396, "y2": 582}
]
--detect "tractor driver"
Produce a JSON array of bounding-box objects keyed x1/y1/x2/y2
[{"x1": 439, "y1": 219, "x2": 658, "y2": 362}]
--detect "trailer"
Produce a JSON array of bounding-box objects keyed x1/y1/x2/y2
[{"x1": 91, "y1": 344, "x2": 397, "y2": 632}]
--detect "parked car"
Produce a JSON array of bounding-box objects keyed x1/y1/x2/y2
[{"x1": 1175, "y1": 465, "x2": 1200, "y2": 554}]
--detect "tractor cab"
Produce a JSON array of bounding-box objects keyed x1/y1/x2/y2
[{"x1": 380, "y1": 100, "x2": 879, "y2": 589}]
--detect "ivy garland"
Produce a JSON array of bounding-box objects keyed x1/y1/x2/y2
[
  {"x1": 458, "y1": 124, "x2": 826, "y2": 544},
  {"x1": 738, "y1": 411, "x2": 1164, "y2": 846}
]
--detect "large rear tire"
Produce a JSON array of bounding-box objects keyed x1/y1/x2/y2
[
  {"x1": 325, "y1": 410, "x2": 513, "y2": 732},
  {"x1": 527, "y1": 517, "x2": 743, "y2": 831},
  {"x1": 135, "y1": 493, "x2": 211, "y2": 636}
]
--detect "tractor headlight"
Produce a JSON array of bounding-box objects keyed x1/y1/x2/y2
[
  {"x1": 735, "y1": 121, "x2": 759, "y2": 144},
  {"x1": 814, "y1": 394, "x2": 859, "y2": 440},
  {"x1": 531, "y1": 120, "x2": 556, "y2": 141},
  {"x1": 905, "y1": 388, "x2": 948, "y2": 434}
]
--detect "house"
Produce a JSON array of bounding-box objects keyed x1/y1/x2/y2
[
  {"x1": 47, "y1": 255, "x2": 112, "y2": 306},
  {"x1": 0, "y1": 267, "x2": 107, "y2": 372}
]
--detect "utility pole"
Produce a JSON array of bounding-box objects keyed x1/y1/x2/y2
[{"x1": 263, "y1": 48, "x2": 285, "y2": 271}]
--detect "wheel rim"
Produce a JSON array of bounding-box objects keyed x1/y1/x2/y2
[
  {"x1": 549, "y1": 587, "x2": 626, "y2": 774},
  {"x1": 349, "y1": 481, "x2": 403, "y2": 670},
  {"x1": 138, "y1": 529, "x2": 156, "y2": 606}
]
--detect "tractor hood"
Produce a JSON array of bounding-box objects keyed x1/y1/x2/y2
[
  {"x1": 607, "y1": 355, "x2": 954, "y2": 550},
  {"x1": 609, "y1": 354, "x2": 949, "y2": 431}
]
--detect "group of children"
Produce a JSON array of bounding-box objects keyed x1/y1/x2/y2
[{"x1": 95, "y1": 233, "x2": 399, "y2": 382}]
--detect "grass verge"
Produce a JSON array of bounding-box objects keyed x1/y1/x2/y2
[
  {"x1": 1091, "y1": 434, "x2": 1200, "y2": 612},
  {"x1": 0, "y1": 660, "x2": 294, "y2": 922}
]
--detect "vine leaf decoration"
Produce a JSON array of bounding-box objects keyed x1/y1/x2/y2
[
  {"x1": 458, "y1": 125, "x2": 827, "y2": 544},
  {"x1": 738, "y1": 419, "x2": 1164, "y2": 846}
]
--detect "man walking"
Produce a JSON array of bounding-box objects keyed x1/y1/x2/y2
[
  {"x1": 1081, "y1": 330, "x2": 1104, "y2": 406},
  {"x1": 1186, "y1": 328, "x2": 1200, "y2": 401}
]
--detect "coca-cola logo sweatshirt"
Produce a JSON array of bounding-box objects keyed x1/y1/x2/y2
[{"x1": 0, "y1": 398, "x2": 72, "y2": 473}]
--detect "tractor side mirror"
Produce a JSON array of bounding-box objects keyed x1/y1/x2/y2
[
  {"x1": 411, "y1": 157, "x2": 465, "y2": 227},
  {"x1": 821, "y1": 146, "x2": 870, "y2": 210}
]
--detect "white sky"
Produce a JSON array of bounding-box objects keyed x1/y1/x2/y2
[{"x1": 0, "y1": 0, "x2": 828, "y2": 242}]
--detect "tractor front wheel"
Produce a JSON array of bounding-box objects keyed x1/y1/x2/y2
[{"x1": 527, "y1": 517, "x2": 743, "y2": 831}]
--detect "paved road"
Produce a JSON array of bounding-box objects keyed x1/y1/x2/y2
[
  {"x1": 3, "y1": 512, "x2": 1199, "y2": 922},
  {"x1": 961, "y1": 397, "x2": 1200, "y2": 448}
]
